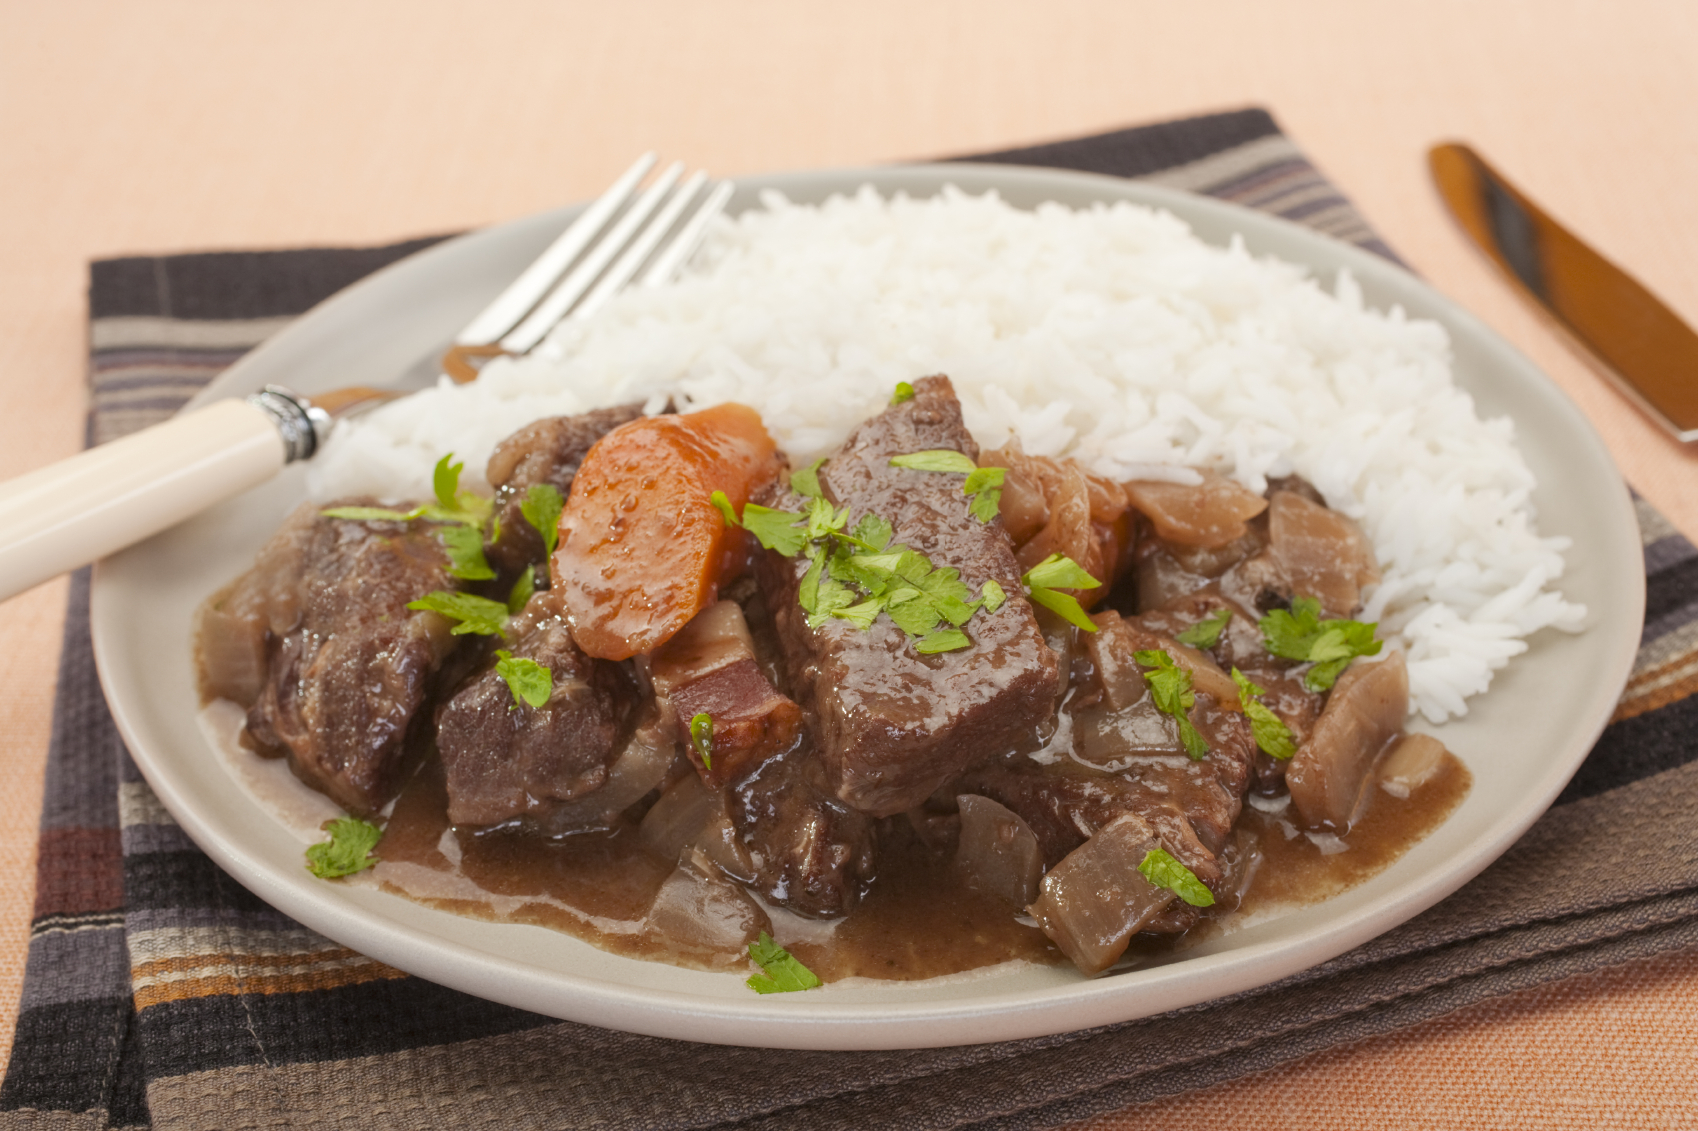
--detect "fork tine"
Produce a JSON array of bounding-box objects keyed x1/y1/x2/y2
[
  {"x1": 571, "y1": 171, "x2": 708, "y2": 323},
  {"x1": 455, "y1": 152, "x2": 656, "y2": 348},
  {"x1": 640, "y1": 180, "x2": 734, "y2": 288},
  {"x1": 501, "y1": 161, "x2": 686, "y2": 354}
]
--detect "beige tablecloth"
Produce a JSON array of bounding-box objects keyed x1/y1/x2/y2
[{"x1": 2, "y1": 3, "x2": 1696, "y2": 1125}]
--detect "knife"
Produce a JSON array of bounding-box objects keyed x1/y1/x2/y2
[{"x1": 1429, "y1": 142, "x2": 1698, "y2": 443}]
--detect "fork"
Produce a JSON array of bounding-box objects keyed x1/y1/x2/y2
[{"x1": 0, "y1": 154, "x2": 733, "y2": 603}]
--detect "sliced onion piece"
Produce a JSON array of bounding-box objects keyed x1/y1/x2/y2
[
  {"x1": 644, "y1": 849, "x2": 772, "y2": 968},
  {"x1": 1027, "y1": 813, "x2": 1177, "y2": 975},
  {"x1": 1125, "y1": 473, "x2": 1267, "y2": 549},
  {"x1": 639, "y1": 770, "x2": 715, "y2": 862},
  {"x1": 1378, "y1": 732, "x2": 1448, "y2": 799},
  {"x1": 1287, "y1": 651, "x2": 1408, "y2": 831},
  {"x1": 955, "y1": 794, "x2": 1044, "y2": 907}
]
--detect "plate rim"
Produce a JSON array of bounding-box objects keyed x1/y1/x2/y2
[{"x1": 90, "y1": 161, "x2": 1644, "y2": 1050}]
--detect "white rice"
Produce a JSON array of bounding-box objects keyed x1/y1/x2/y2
[{"x1": 308, "y1": 185, "x2": 1586, "y2": 724}]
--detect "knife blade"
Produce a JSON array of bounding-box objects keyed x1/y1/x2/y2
[{"x1": 1429, "y1": 142, "x2": 1698, "y2": 442}]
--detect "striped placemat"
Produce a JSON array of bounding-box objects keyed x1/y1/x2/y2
[{"x1": 4, "y1": 108, "x2": 1696, "y2": 1131}]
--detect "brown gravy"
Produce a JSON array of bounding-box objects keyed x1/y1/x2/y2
[{"x1": 373, "y1": 751, "x2": 1471, "y2": 980}]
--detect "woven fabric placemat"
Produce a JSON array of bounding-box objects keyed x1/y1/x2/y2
[{"x1": 4, "y1": 108, "x2": 1696, "y2": 1131}]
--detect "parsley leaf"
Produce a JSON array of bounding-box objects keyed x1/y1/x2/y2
[
  {"x1": 1258, "y1": 597, "x2": 1382, "y2": 692},
  {"x1": 520, "y1": 483, "x2": 565, "y2": 559},
  {"x1": 851, "y1": 513, "x2": 893, "y2": 551},
  {"x1": 790, "y1": 458, "x2": 827, "y2": 499},
  {"x1": 689, "y1": 712, "x2": 714, "y2": 771},
  {"x1": 1138, "y1": 847, "x2": 1216, "y2": 907},
  {"x1": 800, "y1": 548, "x2": 857, "y2": 628},
  {"x1": 746, "y1": 931, "x2": 822, "y2": 994},
  {"x1": 507, "y1": 565, "x2": 536, "y2": 613},
  {"x1": 494, "y1": 650, "x2": 552, "y2": 709},
  {"x1": 889, "y1": 449, "x2": 978, "y2": 474},
  {"x1": 319, "y1": 505, "x2": 417, "y2": 522},
  {"x1": 981, "y1": 579, "x2": 1007, "y2": 613},
  {"x1": 885, "y1": 588, "x2": 944, "y2": 637},
  {"x1": 1021, "y1": 553, "x2": 1101, "y2": 633},
  {"x1": 739, "y1": 503, "x2": 811, "y2": 557},
  {"x1": 710, "y1": 490, "x2": 740, "y2": 527},
  {"x1": 1175, "y1": 608, "x2": 1232, "y2": 649},
  {"x1": 438, "y1": 523, "x2": 496, "y2": 581},
  {"x1": 1027, "y1": 587, "x2": 1095, "y2": 632},
  {"x1": 1023, "y1": 553, "x2": 1100, "y2": 591},
  {"x1": 433, "y1": 453, "x2": 464, "y2": 511},
  {"x1": 891, "y1": 381, "x2": 915, "y2": 404},
  {"x1": 428, "y1": 453, "x2": 494, "y2": 526},
  {"x1": 1133, "y1": 649, "x2": 1209, "y2": 759},
  {"x1": 1231, "y1": 667, "x2": 1297, "y2": 761},
  {"x1": 305, "y1": 816, "x2": 382, "y2": 879},
  {"x1": 963, "y1": 466, "x2": 1005, "y2": 524},
  {"x1": 803, "y1": 496, "x2": 850, "y2": 541},
  {"x1": 916, "y1": 628, "x2": 971, "y2": 654},
  {"x1": 407, "y1": 590, "x2": 510, "y2": 636}
]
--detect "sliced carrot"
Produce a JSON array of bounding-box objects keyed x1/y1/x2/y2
[{"x1": 555, "y1": 403, "x2": 778, "y2": 660}]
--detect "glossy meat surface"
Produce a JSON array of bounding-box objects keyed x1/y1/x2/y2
[
  {"x1": 239, "y1": 502, "x2": 461, "y2": 816},
  {"x1": 435, "y1": 587, "x2": 632, "y2": 828},
  {"x1": 758, "y1": 376, "x2": 1061, "y2": 817},
  {"x1": 652, "y1": 601, "x2": 803, "y2": 788},
  {"x1": 729, "y1": 743, "x2": 878, "y2": 919}
]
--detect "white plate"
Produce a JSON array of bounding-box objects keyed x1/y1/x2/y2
[{"x1": 89, "y1": 164, "x2": 1643, "y2": 1051}]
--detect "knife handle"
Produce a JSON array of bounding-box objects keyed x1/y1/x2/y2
[{"x1": 0, "y1": 398, "x2": 287, "y2": 602}]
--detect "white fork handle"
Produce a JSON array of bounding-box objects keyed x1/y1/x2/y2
[{"x1": 0, "y1": 398, "x2": 286, "y2": 602}]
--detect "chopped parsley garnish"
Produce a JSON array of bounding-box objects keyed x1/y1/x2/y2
[
  {"x1": 1132, "y1": 648, "x2": 1209, "y2": 759},
  {"x1": 1231, "y1": 668, "x2": 1297, "y2": 761},
  {"x1": 305, "y1": 817, "x2": 382, "y2": 879},
  {"x1": 915, "y1": 628, "x2": 971, "y2": 654},
  {"x1": 1021, "y1": 553, "x2": 1100, "y2": 633},
  {"x1": 506, "y1": 565, "x2": 536, "y2": 613},
  {"x1": 407, "y1": 590, "x2": 510, "y2": 636},
  {"x1": 438, "y1": 522, "x2": 496, "y2": 580},
  {"x1": 962, "y1": 466, "x2": 1005, "y2": 524},
  {"x1": 790, "y1": 458, "x2": 826, "y2": 500},
  {"x1": 980, "y1": 579, "x2": 1007, "y2": 613},
  {"x1": 851, "y1": 512, "x2": 893, "y2": 551},
  {"x1": 323, "y1": 452, "x2": 497, "y2": 578},
  {"x1": 889, "y1": 449, "x2": 977, "y2": 474},
  {"x1": 717, "y1": 489, "x2": 998, "y2": 648},
  {"x1": 887, "y1": 449, "x2": 1006, "y2": 524},
  {"x1": 494, "y1": 650, "x2": 551, "y2": 710},
  {"x1": 736, "y1": 501, "x2": 812, "y2": 557},
  {"x1": 428, "y1": 453, "x2": 494, "y2": 526},
  {"x1": 891, "y1": 381, "x2": 915, "y2": 404},
  {"x1": 1175, "y1": 608, "x2": 1232, "y2": 649},
  {"x1": 318, "y1": 505, "x2": 419, "y2": 522},
  {"x1": 1138, "y1": 847, "x2": 1215, "y2": 907},
  {"x1": 1258, "y1": 596, "x2": 1382, "y2": 691},
  {"x1": 710, "y1": 489, "x2": 739, "y2": 527},
  {"x1": 689, "y1": 712, "x2": 714, "y2": 771},
  {"x1": 520, "y1": 483, "x2": 564, "y2": 559},
  {"x1": 746, "y1": 931, "x2": 821, "y2": 994}
]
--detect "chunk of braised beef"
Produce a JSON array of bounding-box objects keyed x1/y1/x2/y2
[
  {"x1": 650, "y1": 600, "x2": 802, "y2": 788},
  {"x1": 729, "y1": 743, "x2": 878, "y2": 919},
  {"x1": 755, "y1": 375, "x2": 1060, "y2": 818},
  {"x1": 954, "y1": 606, "x2": 1257, "y2": 936},
  {"x1": 436, "y1": 587, "x2": 634, "y2": 828},
  {"x1": 241, "y1": 501, "x2": 461, "y2": 817},
  {"x1": 483, "y1": 403, "x2": 646, "y2": 577}
]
